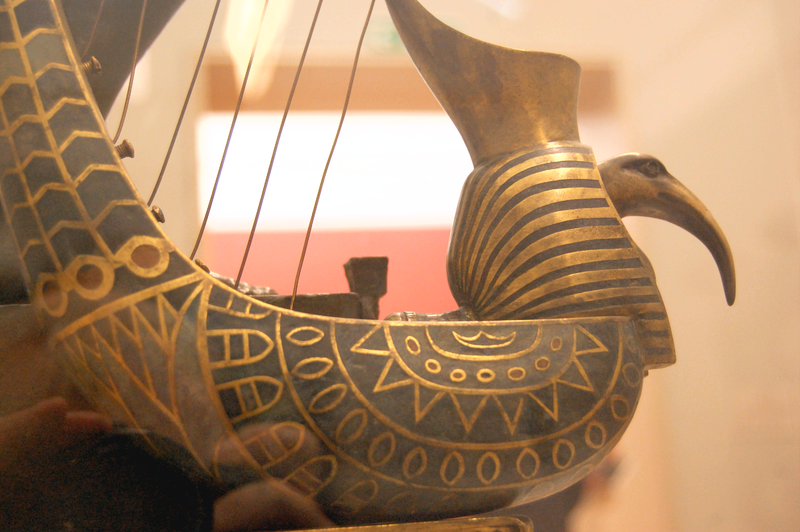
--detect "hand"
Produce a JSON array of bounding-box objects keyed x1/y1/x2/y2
[
  {"x1": 0, "y1": 397, "x2": 111, "y2": 529},
  {"x1": 214, "y1": 478, "x2": 335, "y2": 531},
  {"x1": 0, "y1": 396, "x2": 111, "y2": 478}
]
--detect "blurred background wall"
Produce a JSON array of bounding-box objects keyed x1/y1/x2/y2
[{"x1": 107, "y1": 1, "x2": 799, "y2": 530}]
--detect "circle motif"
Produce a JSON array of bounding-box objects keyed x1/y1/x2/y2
[
  {"x1": 450, "y1": 369, "x2": 466, "y2": 382},
  {"x1": 534, "y1": 357, "x2": 551, "y2": 371},
  {"x1": 425, "y1": 359, "x2": 441, "y2": 374},
  {"x1": 68, "y1": 255, "x2": 115, "y2": 301},
  {"x1": 550, "y1": 337, "x2": 563, "y2": 351},
  {"x1": 76, "y1": 264, "x2": 103, "y2": 290}
]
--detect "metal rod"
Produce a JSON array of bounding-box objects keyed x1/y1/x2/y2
[
  {"x1": 111, "y1": 0, "x2": 147, "y2": 144},
  {"x1": 190, "y1": 0, "x2": 273, "y2": 260},
  {"x1": 148, "y1": 0, "x2": 223, "y2": 207},
  {"x1": 234, "y1": 0, "x2": 326, "y2": 288},
  {"x1": 290, "y1": 0, "x2": 376, "y2": 309},
  {"x1": 80, "y1": 0, "x2": 105, "y2": 59}
]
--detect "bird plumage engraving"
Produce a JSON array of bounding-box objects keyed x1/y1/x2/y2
[
  {"x1": 386, "y1": 0, "x2": 735, "y2": 370},
  {"x1": 0, "y1": 0, "x2": 735, "y2": 524}
]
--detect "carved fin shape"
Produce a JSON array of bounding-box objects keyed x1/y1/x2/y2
[{"x1": 385, "y1": 0, "x2": 581, "y2": 166}]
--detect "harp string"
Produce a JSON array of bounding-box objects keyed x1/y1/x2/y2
[
  {"x1": 234, "y1": 0, "x2": 327, "y2": 287},
  {"x1": 290, "y1": 0, "x2": 377, "y2": 309},
  {"x1": 112, "y1": 0, "x2": 148, "y2": 144},
  {"x1": 148, "y1": 0, "x2": 223, "y2": 207},
  {"x1": 80, "y1": 0, "x2": 106, "y2": 59},
  {"x1": 191, "y1": 0, "x2": 274, "y2": 261}
]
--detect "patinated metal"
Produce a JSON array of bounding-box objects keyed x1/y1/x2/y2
[
  {"x1": 385, "y1": 0, "x2": 735, "y2": 371},
  {"x1": 0, "y1": 0, "x2": 734, "y2": 527}
]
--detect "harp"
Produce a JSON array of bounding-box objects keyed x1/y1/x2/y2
[{"x1": 0, "y1": 0, "x2": 735, "y2": 530}]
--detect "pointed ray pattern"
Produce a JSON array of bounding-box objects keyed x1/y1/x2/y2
[{"x1": 0, "y1": 0, "x2": 650, "y2": 523}]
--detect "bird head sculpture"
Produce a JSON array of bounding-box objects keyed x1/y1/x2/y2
[
  {"x1": 0, "y1": 0, "x2": 736, "y2": 526},
  {"x1": 599, "y1": 154, "x2": 736, "y2": 306},
  {"x1": 385, "y1": 0, "x2": 735, "y2": 371}
]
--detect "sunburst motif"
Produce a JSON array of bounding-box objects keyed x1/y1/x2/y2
[{"x1": 350, "y1": 324, "x2": 609, "y2": 434}]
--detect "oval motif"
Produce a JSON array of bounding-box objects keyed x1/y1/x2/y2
[
  {"x1": 516, "y1": 448, "x2": 541, "y2": 479},
  {"x1": 508, "y1": 367, "x2": 526, "y2": 381},
  {"x1": 335, "y1": 408, "x2": 368, "y2": 444},
  {"x1": 405, "y1": 336, "x2": 421, "y2": 355},
  {"x1": 425, "y1": 359, "x2": 441, "y2": 374},
  {"x1": 584, "y1": 421, "x2": 607, "y2": 449},
  {"x1": 534, "y1": 357, "x2": 551, "y2": 371},
  {"x1": 118, "y1": 237, "x2": 171, "y2": 278},
  {"x1": 477, "y1": 452, "x2": 501, "y2": 485},
  {"x1": 440, "y1": 451, "x2": 465, "y2": 486},
  {"x1": 450, "y1": 369, "x2": 467, "y2": 382},
  {"x1": 611, "y1": 395, "x2": 631, "y2": 420},
  {"x1": 403, "y1": 447, "x2": 428, "y2": 479},
  {"x1": 131, "y1": 244, "x2": 161, "y2": 269},
  {"x1": 308, "y1": 384, "x2": 348, "y2": 414},
  {"x1": 477, "y1": 369, "x2": 496, "y2": 383},
  {"x1": 286, "y1": 326, "x2": 325, "y2": 347},
  {"x1": 623, "y1": 362, "x2": 642, "y2": 387},
  {"x1": 368, "y1": 432, "x2": 396, "y2": 467},
  {"x1": 552, "y1": 439, "x2": 576, "y2": 470},
  {"x1": 291, "y1": 357, "x2": 334, "y2": 380}
]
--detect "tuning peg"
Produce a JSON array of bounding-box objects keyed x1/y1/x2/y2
[
  {"x1": 115, "y1": 139, "x2": 134, "y2": 159},
  {"x1": 150, "y1": 205, "x2": 165, "y2": 224},
  {"x1": 82, "y1": 56, "x2": 102, "y2": 76},
  {"x1": 194, "y1": 259, "x2": 210, "y2": 273}
]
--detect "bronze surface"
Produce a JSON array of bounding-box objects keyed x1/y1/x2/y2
[
  {"x1": 0, "y1": 0, "x2": 734, "y2": 526},
  {"x1": 386, "y1": 0, "x2": 735, "y2": 371}
]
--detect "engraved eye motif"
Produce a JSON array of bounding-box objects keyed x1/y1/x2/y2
[{"x1": 638, "y1": 159, "x2": 665, "y2": 178}]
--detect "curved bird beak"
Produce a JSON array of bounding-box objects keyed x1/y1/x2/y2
[{"x1": 599, "y1": 154, "x2": 736, "y2": 305}]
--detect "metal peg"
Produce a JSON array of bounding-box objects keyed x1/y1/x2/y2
[
  {"x1": 115, "y1": 139, "x2": 134, "y2": 159},
  {"x1": 81, "y1": 56, "x2": 102, "y2": 76},
  {"x1": 150, "y1": 205, "x2": 165, "y2": 224},
  {"x1": 194, "y1": 259, "x2": 210, "y2": 273}
]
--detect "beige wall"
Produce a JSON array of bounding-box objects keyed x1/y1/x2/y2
[{"x1": 109, "y1": 1, "x2": 800, "y2": 530}]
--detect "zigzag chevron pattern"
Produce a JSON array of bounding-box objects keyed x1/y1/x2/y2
[{"x1": 0, "y1": 0, "x2": 154, "y2": 289}]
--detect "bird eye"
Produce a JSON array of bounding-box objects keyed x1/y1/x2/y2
[{"x1": 639, "y1": 159, "x2": 664, "y2": 178}]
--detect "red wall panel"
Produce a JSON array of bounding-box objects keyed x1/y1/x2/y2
[{"x1": 204, "y1": 228, "x2": 457, "y2": 318}]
